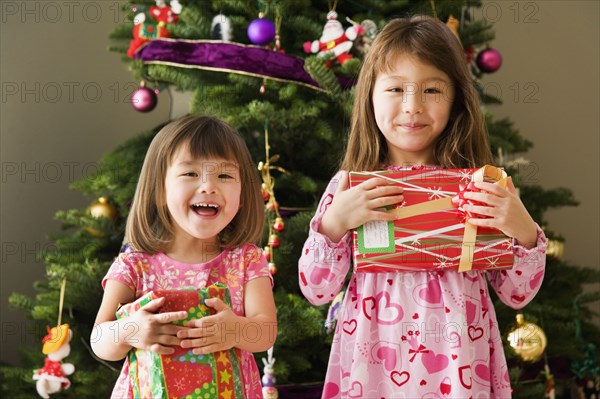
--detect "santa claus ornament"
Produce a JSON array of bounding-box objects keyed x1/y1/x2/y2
[
  {"x1": 303, "y1": 11, "x2": 364, "y2": 67},
  {"x1": 32, "y1": 279, "x2": 75, "y2": 398},
  {"x1": 33, "y1": 325, "x2": 75, "y2": 398},
  {"x1": 127, "y1": 0, "x2": 182, "y2": 58}
]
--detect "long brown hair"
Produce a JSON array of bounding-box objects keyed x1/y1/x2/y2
[
  {"x1": 341, "y1": 15, "x2": 493, "y2": 171},
  {"x1": 125, "y1": 115, "x2": 264, "y2": 254}
]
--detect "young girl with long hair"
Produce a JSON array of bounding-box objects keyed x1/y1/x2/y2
[{"x1": 299, "y1": 16, "x2": 546, "y2": 398}]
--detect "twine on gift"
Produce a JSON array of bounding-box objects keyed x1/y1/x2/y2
[{"x1": 361, "y1": 165, "x2": 508, "y2": 272}]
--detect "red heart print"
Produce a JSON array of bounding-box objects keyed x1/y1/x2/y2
[
  {"x1": 347, "y1": 381, "x2": 363, "y2": 398},
  {"x1": 475, "y1": 363, "x2": 490, "y2": 382},
  {"x1": 342, "y1": 319, "x2": 357, "y2": 335},
  {"x1": 376, "y1": 346, "x2": 397, "y2": 372},
  {"x1": 419, "y1": 279, "x2": 442, "y2": 304},
  {"x1": 299, "y1": 272, "x2": 308, "y2": 286},
  {"x1": 440, "y1": 377, "x2": 451, "y2": 395},
  {"x1": 529, "y1": 270, "x2": 544, "y2": 290},
  {"x1": 468, "y1": 326, "x2": 484, "y2": 341},
  {"x1": 421, "y1": 351, "x2": 449, "y2": 374},
  {"x1": 420, "y1": 380, "x2": 427, "y2": 386},
  {"x1": 322, "y1": 382, "x2": 340, "y2": 399},
  {"x1": 387, "y1": 279, "x2": 393, "y2": 285},
  {"x1": 391, "y1": 371, "x2": 410, "y2": 387},
  {"x1": 412, "y1": 313, "x2": 419, "y2": 319},
  {"x1": 310, "y1": 266, "x2": 334, "y2": 285},
  {"x1": 362, "y1": 292, "x2": 404, "y2": 325},
  {"x1": 452, "y1": 354, "x2": 458, "y2": 360}
]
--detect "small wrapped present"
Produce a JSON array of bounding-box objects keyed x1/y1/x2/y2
[
  {"x1": 350, "y1": 166, "x2": 514, "y2": 273},
  {"x1": 116, "y1": 283, "x2": 245, "y2": 398}
]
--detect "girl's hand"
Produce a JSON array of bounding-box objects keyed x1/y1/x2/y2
[
  {"x1": 177, "y1": 297, "x2": 240, "y2": 355},
  {"x1": 320, "y1": 171, "x2": 404, "y2": 243},
  {"x1": 462, "y1": 177, "x2": 538, "y2": 249},
  {"x1": 126, "y1": 297, "x2": 188, "y2": 355}
]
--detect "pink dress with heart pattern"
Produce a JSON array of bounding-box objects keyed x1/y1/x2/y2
[{"x1": 298, "y1": 171, "x2": 547, "y2": 399}]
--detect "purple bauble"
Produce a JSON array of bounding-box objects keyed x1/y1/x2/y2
[
  {"x1": 131, "y1": 86, "x2": 157, "y2": 112},
  {"x1": 476, "y1": 47, "x2": 503, "y2": 73},
  {"x1": 247, "y1": 18, "x2": 276, "y2": 45}
]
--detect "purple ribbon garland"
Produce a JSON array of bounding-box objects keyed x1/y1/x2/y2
[{"x1": 135, "y1": 39, "x2": 355, "y2": 91}]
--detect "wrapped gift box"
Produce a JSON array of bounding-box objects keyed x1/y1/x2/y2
[
  {"x1": 116, "y1": 283, "x2": 245, "y2": 398},
  {"x1": 349, "y1": 166, "x2": 514, "y2": 273}
]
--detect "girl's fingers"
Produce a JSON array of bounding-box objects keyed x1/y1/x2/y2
[
  {"x1": 180, "y1": 335, "x2": 217, "y2": 349},
  {"x1": 465, "y1": 217, "x2": 493, "y2": 228},
  {"x1": 473, "y1": 181, "x2": 508, "y2": 196},
  {"x1": 149, "y1": 343, "x2": 176, "y2": 355},
  {"x1": 463, "y1": 191, "x2": 501, "y2": 206},
  {"x1": 141, "y1": 297, "x2": 165, "y2": 313},
  {"x1": 334, "y1": 171, "x2": 349, "y2": 194},
  {"x1": 192, "y1": 343, "x2": 223, "y2": 355},
  {"x1": 155, "y1": 310, "x2": 188, "y2": 324},
  {"x1": 371, "y1": 195, "x2": 404, "y2": 210},
  {"x1": 463, "y1": 204, "x2": 494, "y2": 217}
]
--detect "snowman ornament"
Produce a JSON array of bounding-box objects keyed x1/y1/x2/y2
[
  {"x1": 33, "y1": 324, "x2": 75, "y2": 399},
  {"x1": 303, "y1": 11, "x2": 364, "y2": 66}
]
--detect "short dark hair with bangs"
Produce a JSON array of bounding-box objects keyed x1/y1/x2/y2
[{"x1": 125, "y1": 115, "x2": 264, "y2": 254}]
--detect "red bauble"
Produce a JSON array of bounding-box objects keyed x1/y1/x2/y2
[
  {"x1": 266, "y1": 201, "x2": 279, "y2": 212},
  {"x1": 131, "y1": 85, "x2": 157, "y2": 112},
  {"x1": 263, "y1": 246, "x2": 271, "y2": 261},
  {"x1": 476, "y1": 47, "x2": 502, "y2": 73},
  {"x1": 273, "y1": 217, "x2": 284, "y2": 232},
  {"x1": 268, "y1": 262, "x2": 277, "y2": 275},
  {"x1": 269, "y1": 234, "x2": 280, "y2": 248}
]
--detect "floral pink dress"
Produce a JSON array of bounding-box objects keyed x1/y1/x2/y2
[
  {"x1": 299, "y1": 171, "x2": 547, "y2": 399},
  {"x1": 102, "y1": 244, "x2": 272, "y2": 399}
]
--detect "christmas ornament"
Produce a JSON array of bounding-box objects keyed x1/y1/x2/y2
[
  {"x1": 136, "y1": 40, "x2": 357, "y2": 92},
  {"x1": 258, "y1": 120, "x2": 289, "y2": 272},
  {"x1": 131, "y1": 83, "x2": 158, "y2": 113},
  {"x1": 261, "y1": 347, "x2": 278, "y2": 399},
  {"x1": 211, "y1": 14, "x2": 232, "y2": 41},
  {"x1": 127, "y1": 0, "x2": 181, "y2": 58},
  {"x1": 247, "y1": 15, "x2": 276, "y2": 45},
  {"x1": 269, "y1": 234, "x2": 280, "y2": 248},
  {"x1": 446, "y1": 15, "x2": 460, "y2": 40},
  {"x1": 507, "y1": 313, "x2": 547, "y2": 362},
  {"x1": 33, "y1": 279, "x2": 75, "y2": 399},
  {"x1": 273, "y1": 217, "x2": 284, "y2": 232},
  {"x1": 476, "y1": 47, "x2": 503, "y2": 73},
  {"x1": 354, "y1": 18, "x2": 377, "y2": 55},
  {"x1": 303, "y1": 11, "x2": 364, "y2": 66},
  {"x1": 465, "y1": 46, "x2": 476, "y2": 64},
  {"x1": 87, "y1": 197, "x2": 118, "y2": 237},
  {"x1": 546, "y1": 239, "x2": 564, "y2": 259}
]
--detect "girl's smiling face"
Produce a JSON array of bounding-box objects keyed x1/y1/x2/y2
[
  {"x1": 372, "y1": 55, "x2": 455, "y2": 166},
  {"x1": 164, "y1": 144, "x2": 241, "y2": 250}
]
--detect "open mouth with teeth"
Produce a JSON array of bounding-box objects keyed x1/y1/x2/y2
[{"x1": 191, "y1": 203, "x2": 220, "y2": 216}]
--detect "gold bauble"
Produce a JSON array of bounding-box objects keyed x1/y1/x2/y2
[
  {"x1": 546, "y1": 239, "x2": 564, "y2": 259},
  {"x1": 507, "y1": 314, "x2": 547, "y2": 362},
  {"x1": 87, "y1": 197, "x2": 118, "y2": 237}
]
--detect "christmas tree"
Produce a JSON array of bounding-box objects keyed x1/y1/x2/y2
[{"x1": 2, "y1": 1, "x2": 599, "y2": 398}]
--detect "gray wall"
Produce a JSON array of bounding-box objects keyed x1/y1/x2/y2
[{"x1": 1, "y1": 1, "x2": 598, "y2": 366}]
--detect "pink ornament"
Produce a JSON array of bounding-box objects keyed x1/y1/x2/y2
[
  {"x1": 476, "y1": 47, "x2": 502, "y2": 73},
  {"x1": 247, "y1": 18, "x2": 276, "y2": 45},
  {"x1": 131, "y1": 85, "x2": 157, "y2": 112}
]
